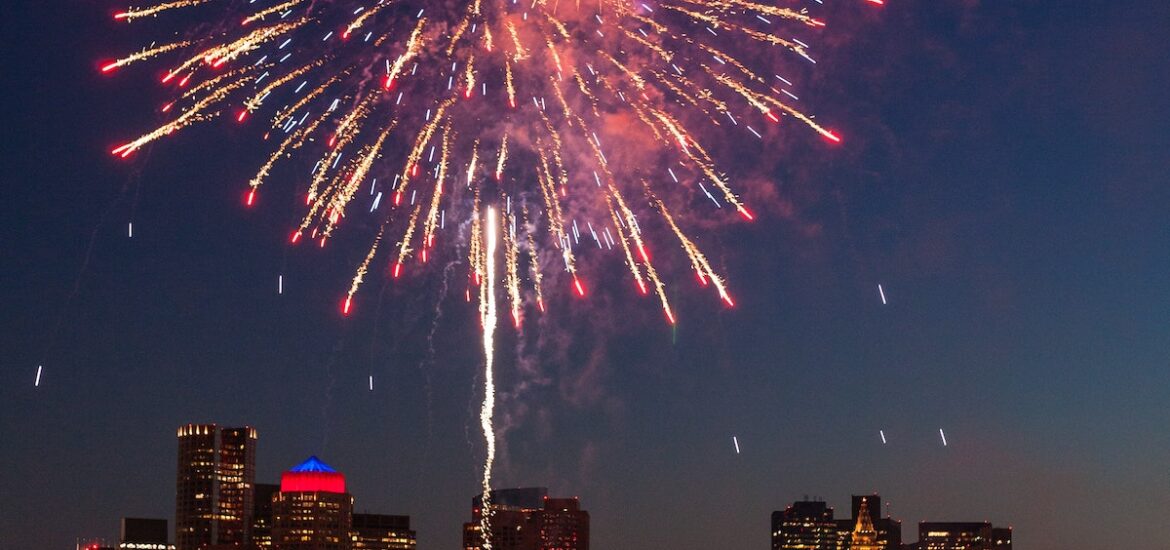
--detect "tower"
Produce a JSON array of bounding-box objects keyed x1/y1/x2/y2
[
  {"x1": 175, "y1": 424, "x2": 257, "y2": 550},
  {"x1": 849, "y1": 498, "x2": 881, "y2": 550},
  {"x1": 271, "y1": 456, "x2": 354, "y2": 550}
]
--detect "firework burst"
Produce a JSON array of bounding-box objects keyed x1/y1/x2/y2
[
  {"x1": 105, "y1": 0, "x2": 876, "y2": 326},
  {"x1": 105, "y1": 2, "x2": 877, "y2": 545}
]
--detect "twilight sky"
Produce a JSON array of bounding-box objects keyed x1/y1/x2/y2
[{"x1": 2, "y1": 1, "x2": 1169, "y2": 549}]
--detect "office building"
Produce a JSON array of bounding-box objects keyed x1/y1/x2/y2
[
  {"x1": 462, "y1": 488, "x2": 590, "y2": 550},
  {"x1": 271, "y1": 456, "x2": 353, "y2": 550},
  {"x1": 771, "y1": 500, "x2": 839, "y2": 550},
  {"x1": 251, "y1": 483, "x2": 280, "y2": 550},
  {"x1": 351, "y1": 513, "x2": 417, "y2": 550},
  {"x1": 919, "y1": 522, "x2": 1012, "y2": 550},
  {"x1": 120, "y1": 518, "x2": 173, "y2": 550},
  {"x1": 175, "y1": 424, "x2": 257, "y2": 550}
]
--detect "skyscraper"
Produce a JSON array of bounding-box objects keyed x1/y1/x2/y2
[
  {"x1": 271, "y1": 456, "x2": 354, "y2": 550},
  {"x1": 771, "y1": 500, "x2": 839, "y2": 550},
  {"x1": 351, "y1": 513, "x2": 417, "y2": 550},
  {"x1": 537, "y1": 497, "x2": 589, "y2": 550},
  {"x1": 462, "y1": 488, "x2": 590, "y2": 550},
  {"x1": 175, "y1": 424, "x2": 257, "y2": 550}
]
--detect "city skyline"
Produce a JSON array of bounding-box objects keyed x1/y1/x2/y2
[{"x1": 5, "y1": 1, "x2": 1169, "y2": 549}]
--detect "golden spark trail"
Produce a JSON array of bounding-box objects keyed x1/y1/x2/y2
[
  {"x1": 114, "y1": 0, "x2": 210, "y2": 22},
  {"x1": 657, "y1": 198, "x2": 734, "y2": 305},
  {"x1": 393, "y1": 205, "x2": 423, "y2": 278},
  {"x1": 422, "y1": 124, "x2": 453, "y2": 255},
  {"x1": 102, "y1": 41, "x2": 191, "y2": 72},
  {"x1": 504, "y1": 212, "x2": 523, "y2": 327},
  {"x1": 479, "y1": 206, "x2": 500, "y2": 550},
  {"x1": 343, "y1": 227, "x2": 384, "y2": 315},
  {"x1": 522, "y1": 206, "x2": 545, "y2": 311},
  {"x1": 249, "y1": 110, "x2": 329, "y2": 193},
  {"x1": 495, "y1": 134, "x2": 508, "y2": 180},
  {"x1": 242, "y1": 0, "x2": 306, "y2": 26},
  {"x1": 112, "y1": 77, "x2": 250, "y2": 157}
]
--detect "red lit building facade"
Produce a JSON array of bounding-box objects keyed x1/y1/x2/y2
[{"x1": 272, "y1": 457, "x2": 353, "y2": 550}]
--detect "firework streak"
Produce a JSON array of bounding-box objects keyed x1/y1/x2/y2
[{"x1": 105, "y1": 1, "x2": 877, "y2": 544}]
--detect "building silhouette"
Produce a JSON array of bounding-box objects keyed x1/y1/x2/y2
[
  {"x1": 351, "y1": 513, "x2": 417, "y2": 550},
  {"x1": 772, "y1": 495, "x2": 900, "y2": 550},
  {"x1": 771, "y1": 500, "x2": 839, "y2": 550},
  {"x1": 462, "y1": 488, "x2": 589, "y2": 550},
  {"x1": 272, "y1": 457, "x2": 353, "y2": 550},
  {"x1": 120, "y1": 518, "x2": 173, "y2": 550},
  {"x1": 175, "y1": 424, "x2": 257, "y2": 550},
  {"x1": 918, "y1": 522, "x2": 1012, "y2": 550},
  {"x1": 250, "y1": 484, "x2": 279, "y2": 550}
]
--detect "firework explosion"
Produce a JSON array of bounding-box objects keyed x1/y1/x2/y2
[{"x1": 105, "y1": 0, "x2": 878, "y2": 545}]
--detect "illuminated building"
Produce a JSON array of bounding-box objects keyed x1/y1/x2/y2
[
  {"x1": 251, "y1": 484, "x2": 280, "y2": 550},
  {"x1": 835, "y1": 495, "x2": 901, "y2": 550},
  {"x1": 351, "y1": 513, "x2": 417, "y2": 550},
  {"x1": 772, "y1": 494, "x2": 901, "y2": 550},
  {"x1": 461, "y1": 488, "x2": 590, "y2": 550},
  {"x1": 918, "y1": 522, "x2": 1012, "y2": 550},
  {"x1": 770, "y1": 500, "x2": 839, "y2": 550},
  {"x1": 990, "y1": 528, "x2": 1012, "y2": 549},
  {"x1": 271, "y1": 456, "x2": 353, "y2": 550},
  {"x1": 78, "y1": 538, "x2": 114, "y2": 550},
  {"x1": 175, "y1": 424, "x2": 257, "y2": 550},
  {"x1": 120, "y1": 518, "x2": 174, "y2": 550},
  {"x1": 847, "y1": 499, "x2": 882, "y2": 550}
]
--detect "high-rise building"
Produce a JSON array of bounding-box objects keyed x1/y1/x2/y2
[
  {"x1": 835, "y1": 495, "x2": 901, "y2": 550},
  {"x1": 120, "y1": 518, "x2": 173, "y2": 550},
  {"x1": 175, "y1": 424, "x2": 257, "y2": 550},
  {"x1": 462, "y1": 488, "x2": 590, "y2": 550},
  {"x1": 351, "y1": 513, "x2": 417, "y2": 550},
  {"x1": 251, "y1": 484, "x2": 280, "y2": 550},
  {"x1": 271, "y1": 456, "x2": 354, "y2": 550},
  {"x1": 771, "y1": 500, "x2": 839, "y2": 550},
  {"x1": 847, "y1": 499, "x2": 882, "y2": 550},
  {"x1": 919, "y1": 522, "x2": 1011, "y2": 550},
  {"x1": 538, "y1": 497, "x2": 589, "y2": 550}
]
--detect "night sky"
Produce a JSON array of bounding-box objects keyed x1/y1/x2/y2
[{"x1": 3, "y1": 1, "x2": 1169, "y2": 549}]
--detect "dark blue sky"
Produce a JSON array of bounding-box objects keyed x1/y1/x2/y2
[{"x1": 2, "y1": 1, "x2": 1169, "y2": 549}]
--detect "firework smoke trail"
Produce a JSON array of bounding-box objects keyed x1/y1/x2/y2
[{"x1": 479, "y1": 207, "x2": 499, "y2": 548}]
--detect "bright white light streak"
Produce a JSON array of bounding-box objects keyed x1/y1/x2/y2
[
  {"x1": 939, "y1": 428, "x2": 948, "y2": 446},
  {"x1": 368, "y1": 376, "x2": 374, "y2": 391},
  {"x1": 878, "y1": 284, "x2": 887, "y2": 305},
  {"x1": 879, "y1": 430, "x2": 887, "y2": 444},
  {"x1": 35, "y1": 365, "x2": 43, "y2": 387},
  {"x1": 128, "y1": 222, "x2": 134, "y2": 238},
  {"x1": 278, "y1": 275, "x2": 284, "y2": 294},
  {"x1": 732, "y1": 436, "x2": 741, "y2": 454},
  {"x1": 479, "y1": 206, "x2": 499, "y2": 549}
]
